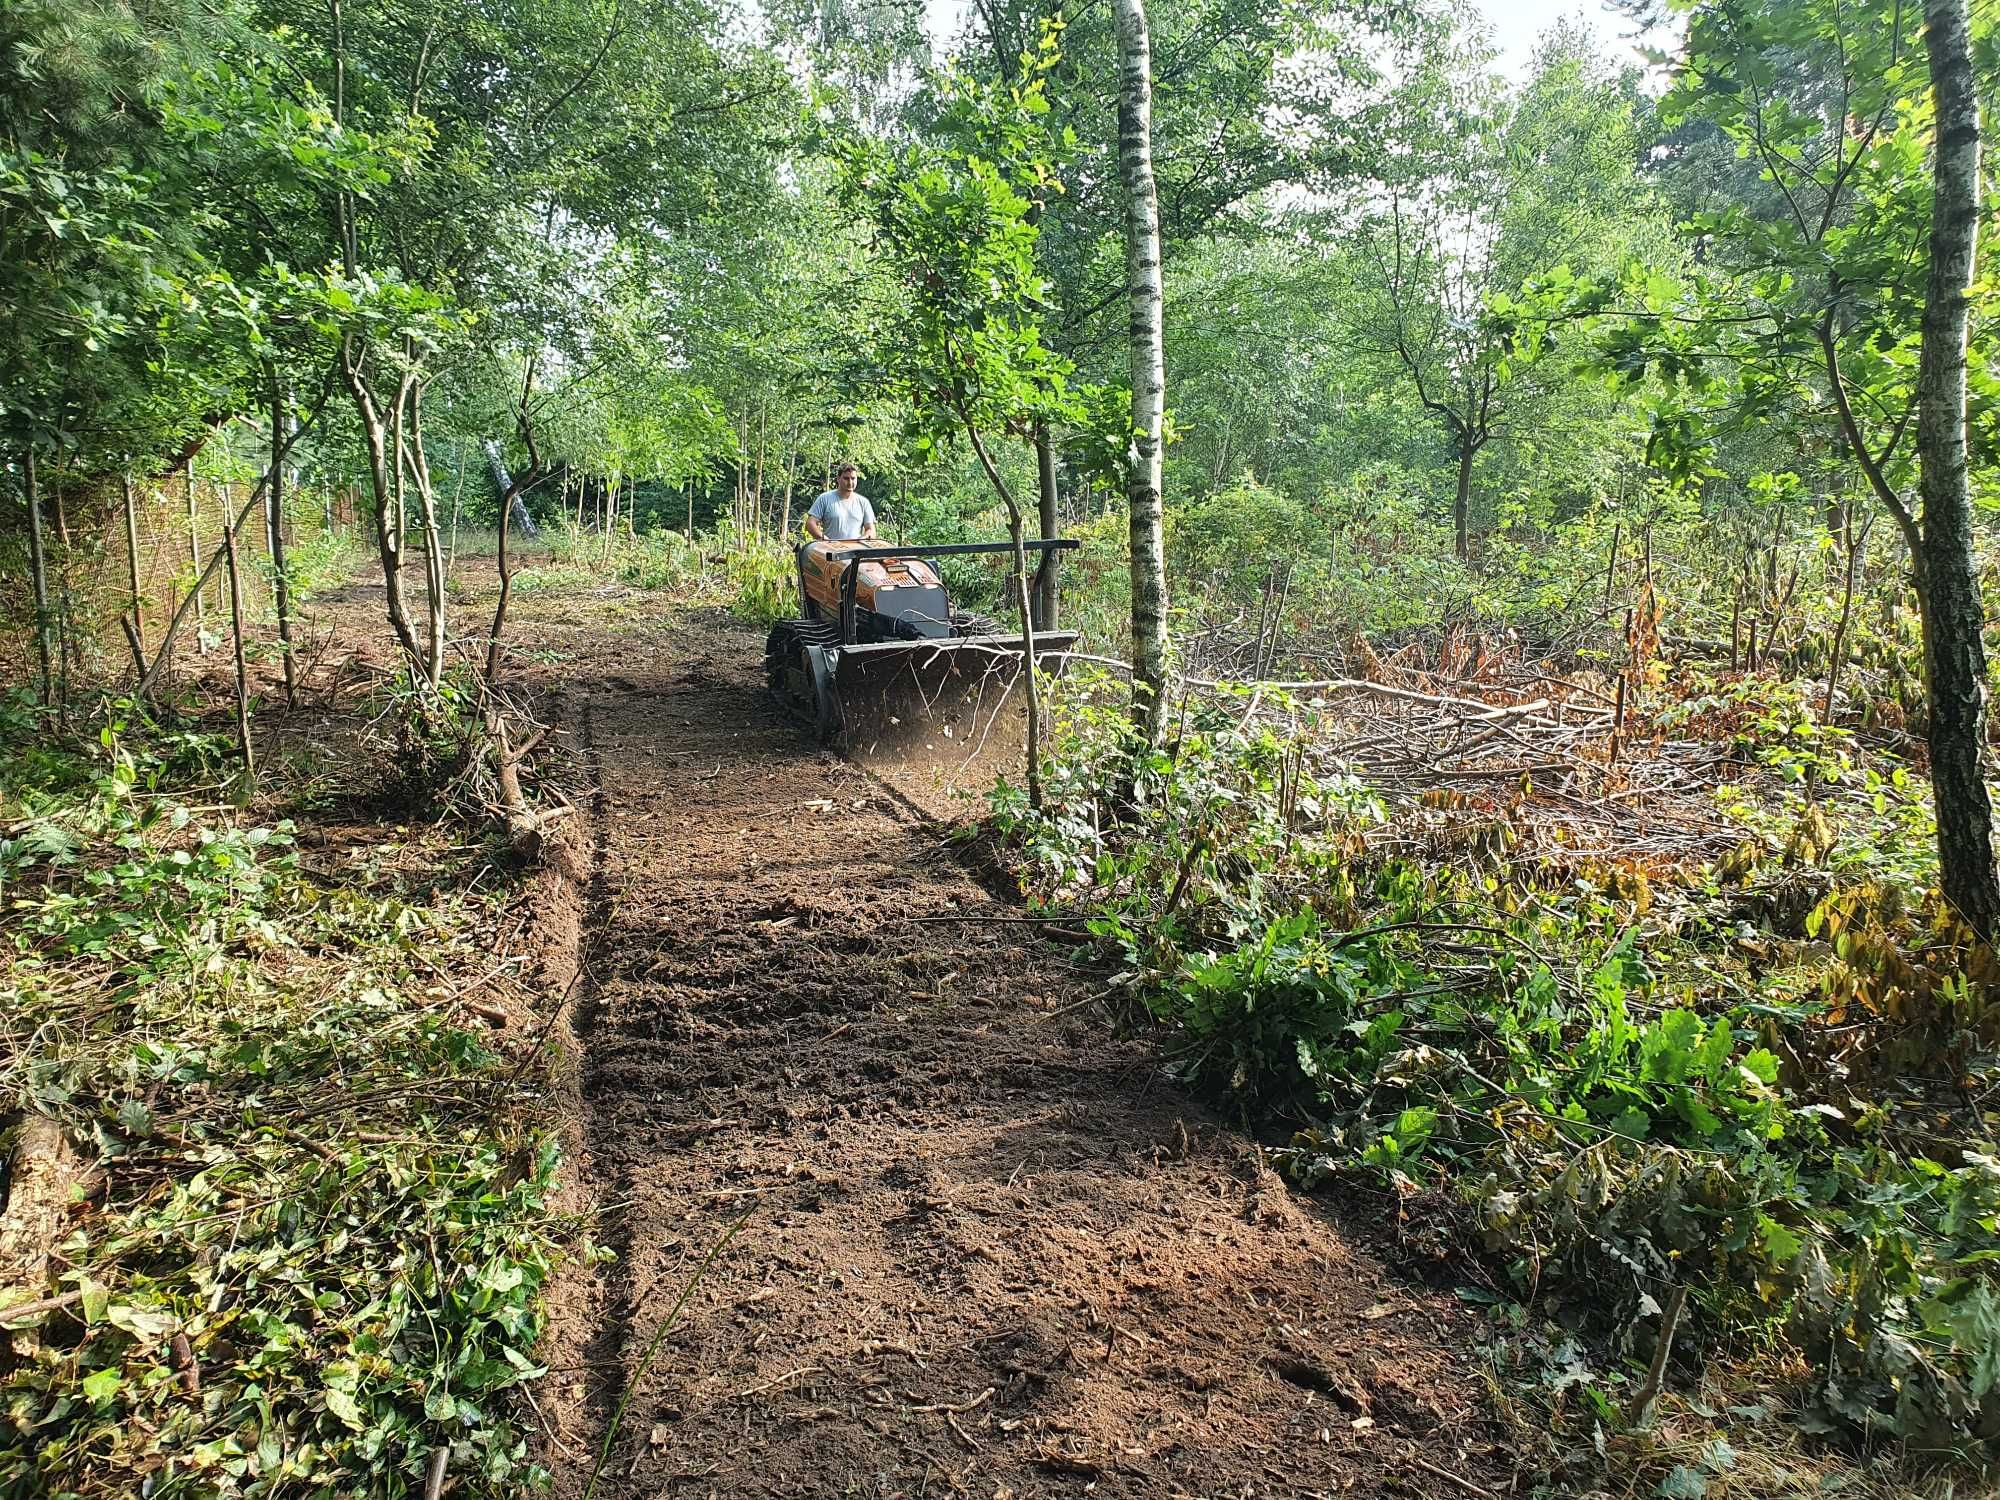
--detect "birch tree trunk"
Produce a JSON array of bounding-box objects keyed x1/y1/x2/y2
[
  {"x1": 221, "y1": 514, "x2": 256, "y2": 784},
  {"x1": 1113, "y1": 0, "x2": 1169, "y2": 743},
  {"x1": 404, "y1": 380, "x2": 447, "y2": 687},
  {"x1": 341, "y1": 340, "x2": 426, "y2": 677},
  {"x1": 1917, "y1": 0, "x2": 2000, "y2": 934}
]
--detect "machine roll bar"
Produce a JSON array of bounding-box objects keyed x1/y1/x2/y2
[{"x1": 839, "y1": 540, "x2": 1082, "y2": 563}]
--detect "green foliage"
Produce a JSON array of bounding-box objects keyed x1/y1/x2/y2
[
  {"x1": 0, "y1": 1, "x2": 228, "y2": 460},
  {"x1": 521, "y1": 522, "x2": 796, "y2": 627},
  {"x1": 1566, "y1": 0, "x2": 1997, "y2": 504},
  {"x1": 278, "y1": 517, "x2": 370, "y2": 604},
  {"x1": 0, "y1": 705, "x2": 567, "y2": 1496},
  {"x1": 722, "y1": 539, "x2": 796, "y2": 625},
  {"x1": 1338, "y1": 22, "x2": 1668, "y2": 547},
  {"x1": 994, "y1": 673, "x2": 2000, "y2": 1447},
  {"x1": 1171, "y1": 477, "x2": 1322, "y2": 594},
  {"x1": 612, "y1": 528, "x2": 708, "y2": 592},
  {"x1": 832, "y1": 27, "x2": 1123, "y2": 479},
  {"x1": 1699, "y1": 680, "x2": 1942, "y2": 901}
]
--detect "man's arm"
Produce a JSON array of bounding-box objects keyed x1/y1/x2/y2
[
  {"x1": 804, "y1": 494, "x2": 827, "y2": 540},
  {"x1": 859, "y1": 498, "x2": 878, "y2": 540}
]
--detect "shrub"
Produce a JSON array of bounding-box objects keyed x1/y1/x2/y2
[{"x1": 990, "y1": 673, "x2": 2000, "y2": 1448}]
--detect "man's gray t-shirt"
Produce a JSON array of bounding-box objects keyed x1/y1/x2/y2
[{"x1": 808, "y1": 490, "x2": 876, "y2": 541}]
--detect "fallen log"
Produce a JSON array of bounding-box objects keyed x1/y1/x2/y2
[{"x1": 1, "y1": 1115, "x2": 80, "y2": 1327}]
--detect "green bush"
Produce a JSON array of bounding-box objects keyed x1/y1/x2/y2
[
  {"x1": 280, "y1": 520, "x2": 369, "y2": 603},
  {"x1": 617, "y1": 528, "x2": 705, "y2": 591},
  {"x1": 725, "y1": 540, "x2": 795, "y2": 624}
]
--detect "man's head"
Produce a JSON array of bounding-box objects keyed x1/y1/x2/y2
[{"x1": 835, "y1": 464, "x2": 858, "y2": 496}]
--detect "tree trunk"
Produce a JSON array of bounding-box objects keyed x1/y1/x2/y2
[
  {"x1": 446, "y1": 440, "x2": 468, "y2": 582},
  {"x1": 1824, "y1": 509, "x2": 1869, "y2": 722},
  {"x1": 404, "y1": 379, "x2": 447, "y2": 687},
  {"x1": 1453, "y1": 434, "x2": 1473, "y2": 562},
  {"x1": 780, "y1": 442, "x2": 798, "y2": 542},
  {"x1": 1917, "y1": 0, "x2": 2000, "y2": 935},
  {"x1": 604, "y1": 476, "x2": 617, "y2": 558},
  {"x1": 23, "y1": 449, "x2": 54, "y2": 705},
  {"x1": 341, "y1": 343, "x2": 426, "y2": 676},
  {"x1": 961, "y1": 416, "x2": 1045, "y2": 811},
  {"x1": 1032, "y1": 422, "x2": 1060, "y2": 631},
  {"x1": 221, "y1": 514, "x2": 256, "y2": 784},
  {"x1": 121, "y1": 472, "x2": 145, "y2": 664},
  {"x1": 753, "y1": 406, "x2": 767, "y2": 543},
  {"x1": 487, "y1": 468, "x2": 521, "y2": 686},
  {"x1": 1112, "y1": 0, "x2": 1169, "y2": 744},
  {"x1": 267, "y1": 381, "x2": 298, "y2": 707},
  {"x1": 184, "y1": 458, "x2": 208, "y2": 648}
]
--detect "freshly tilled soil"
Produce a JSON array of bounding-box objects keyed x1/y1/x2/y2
[{"x1": 517, "y1": 607, "x2": 1512, "y2": 1498}]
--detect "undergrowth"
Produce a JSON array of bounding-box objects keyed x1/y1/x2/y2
[
  {"x1": 532, "y1": 522, "x2": 794, "y2": 623},
  {"x1": 991, "y1": 675, "x2": 2000, "y2": 1486},
  {"x1": 0, "y1": 693, "x2": 567, "y2": 1498}
]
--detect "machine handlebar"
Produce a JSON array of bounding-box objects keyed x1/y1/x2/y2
[{"x1": 823, "y1": 539, "x2": 1081, "y2": 563}]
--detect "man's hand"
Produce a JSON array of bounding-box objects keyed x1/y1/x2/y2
[{"x1": 805, "y1": 514, "x2": 827, "y2": 540}]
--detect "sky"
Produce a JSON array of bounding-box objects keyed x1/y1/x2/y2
[
  {"x1": 920, "y1": 0, "x2": 1670, "y2": 84},
  {"x1": 1480, "y1": 0, "x2": 1664, "y2": 79}
]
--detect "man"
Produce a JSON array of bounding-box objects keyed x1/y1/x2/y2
[{"x1": 804, "y1": 464, "x2": 878, "y2": 542}]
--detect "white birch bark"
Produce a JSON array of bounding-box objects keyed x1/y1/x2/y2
[{"x1": 1112, "y1": 0, "x2": 1170, "y2": 744}]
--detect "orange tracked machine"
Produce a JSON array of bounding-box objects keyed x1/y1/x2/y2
[{"x1": 765, "y1": 538, "x2": 1079, "y2": 750}]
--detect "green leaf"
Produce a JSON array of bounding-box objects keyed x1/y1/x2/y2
[
  {"x1": 1694, "y1": 1018, "x2": 1733, "y2": 1084},
  {"x1": 81, "y1": 1367, "x2": 123, "y2": 1404},
  {"x1": 116, "y1": 1098, "x2": 154, "y2": 1136},
  {"x1": 1656, "y1": 1465, "x2": 1708, "y2": 1499},
  {"x1": 1759, "y1": 1215, "x2": 1802, "y2": 1266},
  {"x1": 1609, "y1": 1106, "x2": 1652, "y2": 1140},
  {"x1": 1738, "y1": 1049, "x2": 1779, "y2": 1085},
  {"x1": 324, "y1": 1387, "x2": 367, "y2": 1430},
  {"x1": 106, "y1": 1303, "x2": 178, "y2": 1340},
  {"x1": 79, "y1": 1276, "x2": 110, "y2": 1326},
  {"x1": 1699, "y1": 1436, "x2": 1738, "y2": 1473}
]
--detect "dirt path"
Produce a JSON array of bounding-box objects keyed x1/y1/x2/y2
[{"x1": 536, "y1": 611, "x2": 1511, "y2": 1499}]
